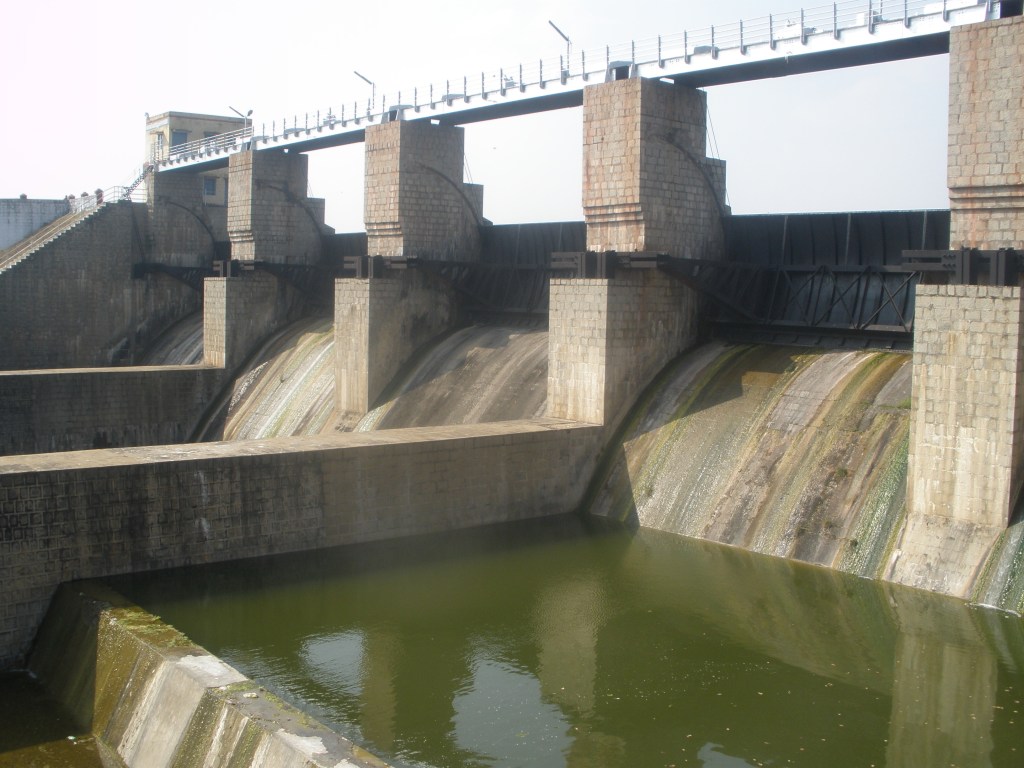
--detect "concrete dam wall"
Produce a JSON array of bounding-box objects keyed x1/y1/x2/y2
[
  {"x1": 196, "y1": 318, "x2": 549, "y2": 440},
  {"x1": 4, "y1": 14, "x2": 1024, "y2": 757},
  {"x1": 115, "y1": 307, "x2": 1024, "y2": 619},
  {"x1": 0, "y1": 419, "x2": 602, "y2": 670},
  {"x1": 585, "y1": 341, "x2": 1023, "y2": 614}
]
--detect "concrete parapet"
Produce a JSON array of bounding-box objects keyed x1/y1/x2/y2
[
  {"x1": 364, "y1": 120, "x2": 482, "y2": 260},
  {"x1": 334, "y1": 270, "x2": 459, "y2": 423},
  {"x1": 227, "y1": 150, "x2": 326, "y2": 264},
  {"x1": 0, "y1": 418, "x2": 601, "y2": 669},
  {"x1": 583, "y1": 78, "x2": 726, "y2": 258},
  {"x1": 547, "y1": 270, "x2": 699, "y2": 428},
  {"x1": 948, "y1": 15, "x2": 1024, "y2": 248},
  {"x1": 0, "y1": 198, "x2": 70, "y2": 250},
  {"x1": 203, "y1": 272, "x2": 297, "y2": 371}
]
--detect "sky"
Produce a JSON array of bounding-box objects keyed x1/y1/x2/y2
[{"x1": 0, "y1": 1, "x2": 951, "y2": 232}]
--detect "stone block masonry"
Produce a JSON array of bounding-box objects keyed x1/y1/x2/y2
[
  {"x1": 891, "y1": 285, "x2": 1024, "y2": 596},
  {"x1": 948, "y1": 14, "x2": 1024, "y2": 248},
  {"x1": 147, "y1": 169, "x2": 218, "y2": 268},
  {"x1": 227, "y1": 149, "x2": 327, "y2": 264},
  {"x1": 0, "y1": 202, "x2": 198, "y2": 370},
  {"x1": 334, "y1": 271, "x2": 459, "y2": 423},
  {"x1": 0, "y1": 366, "x2": 224, "y2": 456},
  {"x1": 908, "y1": 285, "x2": 1024, "y2": 528},
  {"x1": 0, "y1": 418, "x2": 602, "y2": 669},
  {"x1": 556, "y1": 77, "x2": 719, "y2": 431},
  {"x1": 203, "y1": 272, "x2": 301, "y2": 371},
  {"x1": 583, "y1": 78, "x2": 727, "y2": 258},
  {"x1": 548, "y1": 271, "x2": 699, "y2": 429},
  {"x1": 365, "y1": 120, "x2": 482, "y2": 260}
]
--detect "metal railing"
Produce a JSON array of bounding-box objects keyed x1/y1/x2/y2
[
  {"x1": 0, "y1": 178, "x2": 147, "y2": 270},
  {"x1": 0, "y1": 207, "x2": 94, "y2": 270},
  {"x1": 162, "y1": 127, "x2": 252, "y2": 164},
  {"x1": 68, "y1": 185, "x2": 144, "y2": 213},
  {"x1": 161, "y1": 0, "x2": 991, "y2": 166}
]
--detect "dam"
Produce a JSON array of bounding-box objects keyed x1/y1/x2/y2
[{"x1": 2, "y1": 1, "x2": 1024, "y2": 765}]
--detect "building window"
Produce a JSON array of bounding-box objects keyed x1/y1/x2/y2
[
  {"x1": 203, "y1": 177, "x2": 217, "y2": 196},
  {"x1": 171, "y1": 129, "x2": 189, "y2": 147}
]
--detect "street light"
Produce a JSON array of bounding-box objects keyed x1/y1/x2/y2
[
  {"x1": 353, "y1": 71, "x2": 376, "y2": 116},
  {"x1": 229, "y1": 106, "x2": 252, "y2": 147},
  {"x1": 549, "y1": 20, "x2": 572, "y2": 76}
]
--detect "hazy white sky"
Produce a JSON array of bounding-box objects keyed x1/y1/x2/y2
[{"x1": 0, "y1": 1, "x2": 950, "y2": 231}]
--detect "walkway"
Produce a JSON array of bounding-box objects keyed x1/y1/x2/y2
[{"x1": 157, "y1": 0, "x2": 997, "y2": 172}]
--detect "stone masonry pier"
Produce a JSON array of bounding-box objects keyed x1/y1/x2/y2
[
  {"x1": 894, "y1": 14, "x2": 1024, "y2": 595},
  {"x1": 0, "y1": 419, "x2": 601, "y2": 669},
  {"x1": 948, "y1": 14, "x2": 1024, "y2": 248}
]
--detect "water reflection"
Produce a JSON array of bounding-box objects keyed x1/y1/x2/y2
[
  {"x1": 111, "y1": 517, "x2": 1024, "y2": 768},
  {"x1": 454, "y1": 657, "x2": 573, "y2": 767}
]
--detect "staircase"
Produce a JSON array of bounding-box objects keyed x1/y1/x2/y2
[
  {"x1": 0, "y1": 204, "x2": 107, "y2": 273},
  {"x1": 121, "y1": 164, "x2": 153, "y2": 201}
]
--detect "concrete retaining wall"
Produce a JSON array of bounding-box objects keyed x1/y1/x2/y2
[
  {"x1": 0, "y1": 418, "x2": 601, "y2": 670},
  {"x1": 0, "y1": 199, "x2": 69, "y2": 250},
  {"x1": 0, "y1": 366, "x2": 224, "y2": 456}
]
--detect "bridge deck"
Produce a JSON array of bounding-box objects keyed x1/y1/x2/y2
[{"x1": 157, "y1": 0, "x2": 998, "y2": 173}]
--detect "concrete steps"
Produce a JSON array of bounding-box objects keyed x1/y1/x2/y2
[{"x1": 0, "y1": 204, "x2": 107, "y2": 273}]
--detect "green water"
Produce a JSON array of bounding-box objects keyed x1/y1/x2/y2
[
  {"x1": 0, "y1": 673, "x2": 107, "y2": 767},
  {"x1": 111, "y1": 516, "x2": 1024, "y2": 768}
]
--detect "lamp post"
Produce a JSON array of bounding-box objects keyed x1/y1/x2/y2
[
  {"x1": 353, "y1": 71, "x2": 376, "y2": 116},
  {"x1": 549, "y1": 20, "x2": 572, "y2": 76},
  {"x1": 229, "y1": 106, "x2": 253, "y2": 148}
]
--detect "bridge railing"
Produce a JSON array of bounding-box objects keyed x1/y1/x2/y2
[
  {"x1": 67, "y1": 185, "x2": 145, "y2": 214},
  {"x1": 164, "y1": 126, "x2": 252, "y2": 164},
  {"x1": 299, "y1": 0, "x2": 990, "y2": 124},
  {"x1": 156, "y1": 0, "x2": 992, "y2": 168}
]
